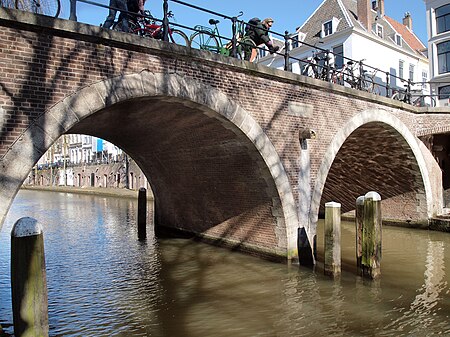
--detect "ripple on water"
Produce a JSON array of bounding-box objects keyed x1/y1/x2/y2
[{"x1": 0, "y1": 191, "x2": 449, "y2": 337}]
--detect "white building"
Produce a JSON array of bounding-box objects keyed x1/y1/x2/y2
[
  {"x1": 424, "y1": 0, "x2": 450, "y2": 107},
  {"x1": 37, "y1": 134, "x2": 123, "y2": 167},
  {"x1": 258, "y1": 0, "x2": 429, "y2": 97}
]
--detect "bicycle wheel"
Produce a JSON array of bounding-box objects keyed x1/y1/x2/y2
[
  {"x1": 391, "y1": 92, "x2": 401, "y2": 101},
  {"x1": 169, "y1": 29, "x2": 190, "y2": 47},
  {"x1": 190, "y1": 30, "x2": 220, "y2": 53},
  {"x1": 429, "y1": 96, "x2": 436, "y2": 107},
  {"x1": 112, "y1": 19, "x2": 140, "y2": 34},
  {"x1": 15, "y1": 0, "x2": 60, "y2": 17}
]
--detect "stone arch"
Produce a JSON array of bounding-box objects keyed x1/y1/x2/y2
[
  {"x1": 310, "y1": 108, "x2": 442, "y2": 236},
  {"x1": 0, "y1": 71, "x2": 299, "y2": 260}
]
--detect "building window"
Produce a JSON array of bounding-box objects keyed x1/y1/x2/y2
[
  {"x1": 259, "y1": 46, "x2": 267, "y2": 58},
  {"x1": 438, "y1": 85, "x2": 450, "y2": 100},
  {"x1": 376, "y1": 24, "x2": 383, "y2": 38},
  {"x1": 323, "y1": 21, "x2": 333, "y2": 37},
  {"x1": 436, "y1": 4, "x2": 450, "y2": 34},
  {"x1": 395, "y1": 34, "x2": 402, "y2": 46},
  {"x1": 422, "y1": 70, "x2": 428, "y2": 88},
  {"x1": 399, "y1": 60, "x2": 404, "y2": 79},
  {"x1": 290, "y1": 36, "x2": 299, "y2": 50},
  {"x1": 437, "y1": 41, "x2": 450, "y2": 74},
  {"x1": 333, "y1": 44, "x2": 344, "y2": 69},
  {"x1": 409, "y1": 64, "x2": 415, "y2": 81}
]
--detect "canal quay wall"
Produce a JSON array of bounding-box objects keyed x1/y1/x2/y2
[
  {"x1": 23, "y1": 160, "x2": 153, "y2": 196},
  {"x1": 22, "y1": 164, "x2": 450, "y2": 233}
]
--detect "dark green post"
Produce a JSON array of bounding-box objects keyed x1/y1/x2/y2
[
  {"x1": 324, "y1": 201, "x2": 341, "y2": 278},
  {"x1": 362, "y1": 191, "x2": 382, "y2": 279},
  {"x1": 11, "y1": 217, "x2": 48, "y2": 337},
  {"x1": 355, "y1": 195, "x2": 365, "y2": 275},
  {"x1": 138, "y1": 188, "x2": 147, "y2": 240}
]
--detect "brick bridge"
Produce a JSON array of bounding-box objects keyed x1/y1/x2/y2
[{"x1": 1, "y1": 8, "x2": 449, "y2": 264}]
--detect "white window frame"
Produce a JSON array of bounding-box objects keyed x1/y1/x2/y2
[
  {"x1": 322, "y1": 20, "x2": 333, "y2": 37},
  {"x1": 394, "y1": 33, "x2": 402, "y2": 46},
  {"x1": 376, "y1": 24, "x2": 384, "y2": 38},
  {"x1": 409, "y1": 64, "x2": 415, "y2": 81},
  {"x1": 399, "y1": 60, "x2": 404, "y2": 79},
  {"x1": 321, "y1": 18, "x2": 339, "y2": 38}
]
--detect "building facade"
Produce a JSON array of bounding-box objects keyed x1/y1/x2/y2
[
  {"x1": 424, "y1": 0, "x2": 450, "y2": 107},
  {"x1": 30, "y1": 134, "x2": 149, "y2": 191},
  {"x1": 258, "y1": 0, "x2": 429, "y2": 99}
]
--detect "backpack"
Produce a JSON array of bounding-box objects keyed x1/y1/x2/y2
[{"x1": 245, "y1": 17, "x2": 261, "y2": 33}]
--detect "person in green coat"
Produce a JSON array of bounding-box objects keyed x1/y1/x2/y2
[{"x1": 243, "y1": 17, "x2": 279, "y2": 61}]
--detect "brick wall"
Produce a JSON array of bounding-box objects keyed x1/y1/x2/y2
[{"x1": 1, "y1": 8, "x2": 449, "y2": 260}]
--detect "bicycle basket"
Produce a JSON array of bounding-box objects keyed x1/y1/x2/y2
[{"x1": 193, "y1": 25, "x2": 214, "y2": 34}]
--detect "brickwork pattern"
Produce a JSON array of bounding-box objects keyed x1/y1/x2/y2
[{"x1": 1, "y1": 9, "x2": 449, "y2": 259}]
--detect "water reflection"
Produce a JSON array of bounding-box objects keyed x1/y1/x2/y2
[{"x1": 0, "y1": 190, "x2": 449, "y2": 336}]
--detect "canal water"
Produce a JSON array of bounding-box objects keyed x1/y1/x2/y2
[{"x1": 0, "y1": 190, "x2": 449, "y2": 336}]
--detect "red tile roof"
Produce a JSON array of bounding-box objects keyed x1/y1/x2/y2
[{"x1": 384, "y1": 15, "x2": 426, "y2": 53}]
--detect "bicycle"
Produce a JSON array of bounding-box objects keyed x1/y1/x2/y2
[
  {"x1": 112, "y1": 10, "x2": 189, "y2": 47},
  {"x1": 14, "y1": 0, "x2": 60, "y2": 17},
  {"x1": 391, "y1": 81, "x2": 436, "y2": 107},
  {"x1": 189, "y1": 11, "x2": 248, "y2": 59},
  {"x1": 360, "y1": 69, "x2": 381, "y2": 95}
]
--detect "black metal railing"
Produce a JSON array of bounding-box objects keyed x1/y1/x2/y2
[{"x1": 64, "y1": 0, "x2": 438, "y2": 107}]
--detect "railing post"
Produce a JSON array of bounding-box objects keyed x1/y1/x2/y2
[
  {"x1": 231, "y1": 16, "x2": 237, "y2": 58},
  {"x1": 162, "y1": 0, "x2": 169, "y2": 42},
  {"x1": 406, "y1": 79, "x2": 412, "y2": 104},
  {"x1": 385, "y1": 71, "x2": 390, "y2": 97},
  {"x1": 284, "y1": 31, "x2": 290, "y2": 72},
  {"x1": 325, "y1": 49, "x2": 331, "y2": 82},
  {"x1": 69, "y1": 0, "x2": 77, "y2": 21},
  {"x1": 358, "y1": 60, "x2": 364, "y2": 90}
]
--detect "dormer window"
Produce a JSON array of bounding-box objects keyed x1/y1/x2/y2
[
  {"x1": 376, "y1": 23, "x2": 384, "y2": 38},
  {"x1": 321, "y1": 18, "x2": 340, "y2": 37},
  {"x1": 290, "y1": 32, "x2": 306, "y2": 50},
  {"x1": 395, "y1": 33, "x2": 402, "y2": 46},
  {"x1": 323, "y1": 21, "x2": 333, "y2": 36}
]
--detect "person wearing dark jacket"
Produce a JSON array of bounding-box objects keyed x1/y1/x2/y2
[
  {"x1": 103, "y1": 0, "x2": 129, "y2": 32},
  {"x1": 243, "y1": 17, "x2": 279, "y2": 61}
]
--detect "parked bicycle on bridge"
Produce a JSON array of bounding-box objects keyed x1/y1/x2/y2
[
  {"x1": 391, "y1": 80, "x2": 436, "y2": 107},
  {"x1": 189, "y1": 11, "x2": 250, "y2": 59},
  {"x1": 112, "y1": 10, "x2": 189, "y2": 46}
]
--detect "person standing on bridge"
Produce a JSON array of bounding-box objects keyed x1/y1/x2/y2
[
  {"x1": 102, "y1": 0, "x2": 129, "y2": 32},
  {"x1": 243, "y1": 17, "x2": 279, "y2": 62}
]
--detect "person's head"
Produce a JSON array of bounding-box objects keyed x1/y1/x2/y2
[{"x1": 262, "y1": 18, "x2": 274, "y2": 29}]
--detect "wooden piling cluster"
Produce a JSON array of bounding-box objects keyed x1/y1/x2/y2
[{"x1": 323, "y1": 191, "x2": 382, "y2": 279}]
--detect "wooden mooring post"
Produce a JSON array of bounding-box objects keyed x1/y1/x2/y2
[
  {"x1": 11, "y1": 217, "x2": 49, "y2": 337},
  {"x1": 355, "y1": 195, "x2": 365, "y2": 275},
  {"x1": 324, "y1": 201, "x2": 341, "y2": 278},
  {"x1": 361, "y1": 191, "x2": 382, "y2": 279},
  {"x1": 138, "y1": 187, "x2": 147, "y2": 240}
]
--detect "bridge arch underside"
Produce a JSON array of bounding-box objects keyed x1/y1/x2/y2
[
  {"x1": 69, "y1": 96, "x2": 287, "y2": 260},
  {"x1": 320, "y1": 122, "x2": 427, "y2": 224}
]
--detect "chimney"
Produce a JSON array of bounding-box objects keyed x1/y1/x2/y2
[
  {"x1": 378, "y1": 0, "x2": 385, "y2": 17},
  {"x1": 357, "y1": 0, "x2": 372, "y2": 31},
  {"x1": 403, "y1": 12, "x2": 413, "y2": 30}
]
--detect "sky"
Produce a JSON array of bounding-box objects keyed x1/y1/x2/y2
[{"x1": 61, "y1": 0, "x2": 429, "y2": 45}]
